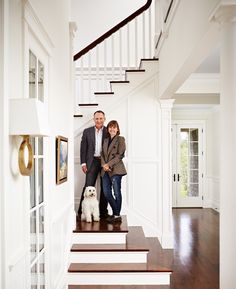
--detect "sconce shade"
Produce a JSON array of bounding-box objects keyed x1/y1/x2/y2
[{"x1": 9, "y1": 98, "x2": 50, "y2": 136}]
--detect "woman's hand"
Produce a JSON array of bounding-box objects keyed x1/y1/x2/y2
[{"x1": 103, "y1": 164, "x2": 111, "y2": 172}]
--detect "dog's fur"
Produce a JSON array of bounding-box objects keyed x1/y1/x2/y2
[{"x1": 81, "y1": 186, "x2": 100, "y2": 222}]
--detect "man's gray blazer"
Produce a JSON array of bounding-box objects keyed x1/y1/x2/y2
[{"x1": 80, "y1": 126, "x2": 108, "y2": 170}]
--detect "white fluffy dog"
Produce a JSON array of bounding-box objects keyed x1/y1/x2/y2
[{"x1": 81, "y1": 186, "x2": 100, "y2": 222}]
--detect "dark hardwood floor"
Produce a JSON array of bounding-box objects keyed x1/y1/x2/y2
[{"x1": 171, "y1": 208, "x2": 219, "y2": 289}]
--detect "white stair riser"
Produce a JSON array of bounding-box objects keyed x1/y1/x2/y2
[
  {"x1": 140, "y1": 61, "x2": 159, "y2": 72},
  {"x1": 72, "y1": 232, "x2": 127, "y2": 244},
  {"x1": 68, "y1": 272, "x2": 171, "y2": 285},
  {"x1": 70, "y1": 251, "x2": 148, "y2": 263}
]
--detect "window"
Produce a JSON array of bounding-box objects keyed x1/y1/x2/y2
[{"x1": 29, "y1": 50, "x2": 46, "y2": 289}]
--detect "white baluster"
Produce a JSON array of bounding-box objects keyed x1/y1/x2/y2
[
  {"x1": 149, "y1": 6, "x2": 152, "y2": 58},
  {"x1": 119, "y1": 29, "x2": 122, "y2": 77},
  {"x1": 80, "y1": 57, "x2": 84, "y2": 103},
  {"x1": 104, "y1": 40, "x2": 107, "y2": 91},
  {"x1": 127, "y1": 23, "x2": 130, "y2": 70},
  {"x1": 135, "y1": 18, "x2": 138, "y2": 68},
  {"x1": 88, "y1": 51, "x2": 92, "y2": 102},
  {"x1": 111, "y1": 35, "x2": 115, "y2": 80},
  {"x1": 96, "y1": 46, "x2": 99, "y2": 91},
  {"x1": 142, "y1": 11, "x2": 146, "y2": 58}
]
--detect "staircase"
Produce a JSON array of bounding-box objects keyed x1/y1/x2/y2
[
  {"x1": 67, "y1": 216, "x2": 172, "y2": 287},
  {"x1": 74, "y1": 58, "x2": 159, "y2": 133}
]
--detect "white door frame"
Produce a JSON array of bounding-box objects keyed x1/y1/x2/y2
[{"x1": 172, "y1": 120, "x2": 206, "y2": 207}]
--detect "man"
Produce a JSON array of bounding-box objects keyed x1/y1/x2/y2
[{"x1": 78, "y1": 110, "x2": 108, "y2": 218}]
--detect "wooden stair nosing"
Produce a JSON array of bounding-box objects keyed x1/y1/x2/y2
[
  {"x1": 71, "y1": 226, "x2": 149, "y2": 252},
  {"x1": 110, "y1": 80, "x2": 130, "y2": 84},
  {"x1": 94, "y1": 92, "x2": 114, "y2": 95},
  {"x1": 74, "y1": 215, "x2": 128, "y2": 233},
  {"x1": 68, "y1": 262, "x2": 172, "y2": 273},
  {"x1": 78, "y1": 103, "x2": 99, "y2": 107},
  {"x1": 68, "y1": 237, "x2": 173, "y2": 273},
  {"x1": 125, "y1": 69, "x2": 145, "y2": 73},
  {"x1": 68, "y1": 285, "x2": 170, "y2": 289}
]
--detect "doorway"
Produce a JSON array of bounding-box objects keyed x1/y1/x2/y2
[{"x1": 172, "y1": 121, "x2": 205, "y2": 207}]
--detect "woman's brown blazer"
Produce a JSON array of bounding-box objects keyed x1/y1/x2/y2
[{"x1": 101, "y1": 135, "x2": 127, "y2": 177}]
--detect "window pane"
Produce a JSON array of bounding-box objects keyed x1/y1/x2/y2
[
  {"x1": 30, "y1": 211, "x2": 37, "y2": 262},
  {"x1": 39, "y1": 207, "x2": 44, "y2": 252},
  {"x1": 38, "y1": 159, "x2": 44, "y2": 204},
  {"x1": 38, "y1": 60, "x2": 44, "y2": 102},
  {"x1": 38, "y1": 137, "x2": 43, "y2": 156},
  {"x1": 29, "y1": 50, "x2": 37, "y2": 99},
  {"x1": 190, "y1": 156, "x2": 198, "y2": 169},
  {"x1": 190, "y1": 128, "x2": 198, "y2": 141},
  {"x1": 190, "y1": 142, "x2": 198, "y2": 155},
  {"x1": 190, "y1": 170, "x2": 199, "y2": 183},
  {"x1": 189, "y1": 184, "x2": 199, "y2": 197},
  {"x1": 30, "y1": 161, "x2": 36, "y2": 209},
  {"x1": 39, "y1": 254, "x2": 45, "y2": 289},
  {"x1": 31, "y1": 263, "x2": 37, "y2": 289}
]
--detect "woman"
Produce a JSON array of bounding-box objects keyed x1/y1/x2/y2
[{"x1": 101, "y1": 120, "x2": 127, "y2": 223}]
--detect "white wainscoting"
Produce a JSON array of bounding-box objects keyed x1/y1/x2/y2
[
  {"x1": 50, "y1": 203, "x2": 75, "y2": 289},
  {"x1": 206, "y1": 176, "x2": 220, "y2": 212}
]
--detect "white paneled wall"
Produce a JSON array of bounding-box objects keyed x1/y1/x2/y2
[{"x1": 74, "y1": 76, "x2": 162, "y2": 238}]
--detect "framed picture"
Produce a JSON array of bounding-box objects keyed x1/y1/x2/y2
[{"x1": 56, "y1": 136, "x2": 68, "y2": 184}]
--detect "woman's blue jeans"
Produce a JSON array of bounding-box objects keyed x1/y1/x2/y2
[{"x1": 102, "y1": 173, "x2": 122, "y2": 216}]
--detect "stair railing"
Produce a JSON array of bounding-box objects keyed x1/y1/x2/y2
[{"x1": 73, "y1": 0, "x2": 155, "y2": 105}]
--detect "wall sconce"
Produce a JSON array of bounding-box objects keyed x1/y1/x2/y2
[{"x1": 9, "y1": 98, "x2": 50, "y2": 176}]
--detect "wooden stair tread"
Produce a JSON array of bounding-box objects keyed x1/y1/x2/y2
[
  {"x1": 68, "y1": 285, "x2": 170, "y2": 289},
  {"x1": 140, "y1": 58, "x2": 159, "y2": 61},
  {"x1": 126, "y1": 69, "x2": 145, "y2": 72},
  {"x1": 78, "y1": 103, "x2": 98, "y2": 106},
  {"x1": 110, "y1": 81, "x2": 129, "y2": 83},
  {"x1": 68, "y1": 262, "x2": 171, "y2": 273},
  {"x1": 71, "y1": 226, "x2": 149, "y2": 252},
  {"x1": 74, "y1": 215, "x2": 128, "y2": 233},
  {"x1": 68, "y1": 238, "x2": 173, "y2": 273},
  {"x1": 94, "y1": 92, "x2": 114, "y2": 95}
]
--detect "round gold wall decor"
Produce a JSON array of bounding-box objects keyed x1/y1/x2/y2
[{"x1": 18, "y1": 136, "x2": 34, "y2": 176}]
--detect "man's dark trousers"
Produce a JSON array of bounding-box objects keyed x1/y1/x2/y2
[{"x1": 78, "y1": 157, "x2": 108, "y2": 217}]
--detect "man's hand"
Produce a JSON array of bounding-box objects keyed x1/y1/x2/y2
[{"x1": 82, "y1": 164, "x2": 87, "y2": 174}]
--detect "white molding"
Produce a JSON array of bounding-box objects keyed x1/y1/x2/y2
[
  {"x1": 0, "y1": 0, "x2": 9, "y2": 287},
  {"x1": 176, "y1": 73, "x2": 220, "y2": 94},
  {"x1": 23, "y1": 1, "x2": 54, "y2": 56},
  {"x1": 155, "y1": 0, "x2": 181, "y2": 57},
  {"x1": 126, "y1": 208, "x2": 161, "y2": 238},
  {"x1": 210, "y1": 1, "x2": 236, "y2": 23},
  {"x1": 67, "y1": 272, "x2": 171, "y2": 285}
]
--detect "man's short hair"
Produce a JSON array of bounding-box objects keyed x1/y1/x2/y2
[{"x1": 93, "y1": 110, "x2": 105, "y2": 116}]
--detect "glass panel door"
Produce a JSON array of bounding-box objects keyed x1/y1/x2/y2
[{"x1": 172, "y1": 123, "x2": 204, "y2": 207}]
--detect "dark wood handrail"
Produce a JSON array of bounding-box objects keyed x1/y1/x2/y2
[{"x1": 74, "y1": 0, "x2": 152, "y2": 61}]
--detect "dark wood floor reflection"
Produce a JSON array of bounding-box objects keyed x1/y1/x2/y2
[{"x1": 171, "y1": 208, "x2": 219, "y2": 289}]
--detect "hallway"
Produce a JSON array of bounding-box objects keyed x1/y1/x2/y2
[{"x1": 171, "y1": 208, "x2": 219, "y2": 289}]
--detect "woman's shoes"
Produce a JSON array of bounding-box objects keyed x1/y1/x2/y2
[{"x1": 107, "y1": 215, "x2": 122, "y2": 223}]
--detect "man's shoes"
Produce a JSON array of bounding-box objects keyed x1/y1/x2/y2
[{"x1": 107, "y1": 215, "x2": 122, "y2": 223}]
